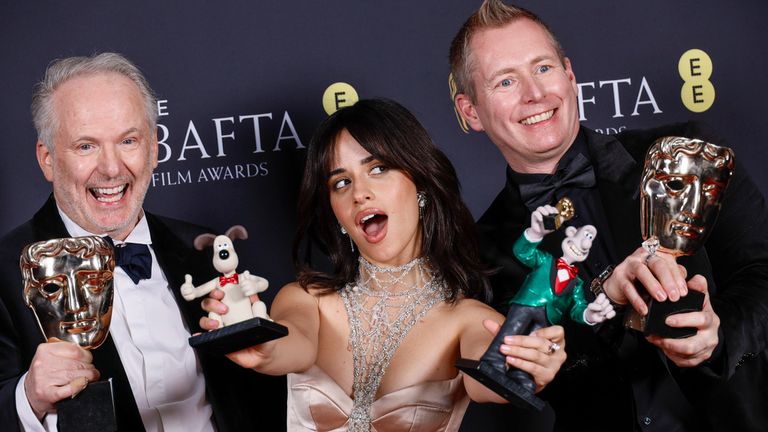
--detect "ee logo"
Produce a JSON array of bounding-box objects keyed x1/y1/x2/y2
[
  {"x1": 322, "y1": 82, "x2": 359, "y2": 115},
  {"x1": 679, "y1": 49, "x2": 715, "y2": 113}
]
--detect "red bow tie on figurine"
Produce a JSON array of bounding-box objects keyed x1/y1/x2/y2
[
  {"x1": 554, "y1": 258, "x2": 578, "y2": 295},
  {"x1": 219, "y1": 273, "x2": 239, "y2": 287}
]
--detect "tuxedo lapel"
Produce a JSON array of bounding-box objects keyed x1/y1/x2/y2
[
  {"x1": 31, "y1": 195, "x2": 69, "y2": 240},
  {"x1": 145, "y1": 213, "x2": 208, "y2": 332},
  {"x1": 91, "y1": 337, "x2": 145, "y2": 430},
  {"x1": 586, "y1": 129, "x2": 646, "y2": 263}
]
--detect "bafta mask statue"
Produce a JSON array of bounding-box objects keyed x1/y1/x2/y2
[
  {"x1": 640, "y1": 136, "x2": 734, "y2": 256},
  {"x1": 21, "y1": 236, "x2": 115, "y2": 349}
]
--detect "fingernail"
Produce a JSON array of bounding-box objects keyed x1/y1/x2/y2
[
  {"x1": 667, "y1": 317, "x2": 677, "y2": 326},
  {"x1": 500, "y1": 346, "x2": 510, "y2": 354},
  {"x1": 504, "y1": 336, "x2": 514, "y2": 344},
  {"x1": 656, "y1": 290, "x2": 667, "y2": 301}
]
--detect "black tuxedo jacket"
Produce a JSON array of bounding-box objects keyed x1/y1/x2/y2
[
  {"x1": 0, "y1": 197, "x2": 286, "y2": 431},
  {"x1": 472, "y1": 123, "x2": 768, "y2": 432}
]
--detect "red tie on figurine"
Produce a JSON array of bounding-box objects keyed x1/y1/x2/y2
[
  {"x1": 554, "y1": 258, "x2": 578, "y2": 295},
  {"x1": 219, "y1": 273, "x2": 239, "y2": 287}
]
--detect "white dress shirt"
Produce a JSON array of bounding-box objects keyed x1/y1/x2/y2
[{"x1": 16, "y1": 209, "x2": 215, "y2": 432}]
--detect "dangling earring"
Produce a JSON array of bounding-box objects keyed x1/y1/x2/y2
[
  {"x1": 339, "y1": 224, "x2": 355, "y2": 253},
  {"x1": 417, "y1": 191, "x2": 427, "y2": 219}
]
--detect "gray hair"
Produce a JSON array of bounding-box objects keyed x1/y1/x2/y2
[{"x1": 31, "y1": 52, "x2": 158, "y2": 151}]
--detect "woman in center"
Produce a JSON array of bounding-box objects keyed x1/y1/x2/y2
[{"x1": 205, "y1": 98, "x2": 566, "y2": 431}]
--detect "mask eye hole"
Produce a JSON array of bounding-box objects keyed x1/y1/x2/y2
[
  {"x1": 36, "y1": 275, "x2": 66, "y2": 300},
  {"x1": 666, "y1": 179, "x2": 685, "y2": 192},
  {"x1": 42, "y1": 283, "x2": 59, "y2": 295}
]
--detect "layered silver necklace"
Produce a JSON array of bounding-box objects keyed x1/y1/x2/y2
[{"x1": 340, "y1": 256, "x2": 447, "y2": 431}]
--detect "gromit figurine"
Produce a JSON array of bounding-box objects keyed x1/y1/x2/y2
[
  {"x1": 181, "y1": 225, "x2": 269, "y2": 327},
  {"x1": 457, "y1": 204, "x2": 615, "y2": 409}
]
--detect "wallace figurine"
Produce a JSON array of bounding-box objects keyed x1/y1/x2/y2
[{"x1": 457, "y1": 204, "x2": 615, "y2": 409}]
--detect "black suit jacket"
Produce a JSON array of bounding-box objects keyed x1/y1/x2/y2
[
  {"x1": 471, "y1": 123, "x2": 768, "y2": 432},
  {"x1": 0, "y1": 197, "x2": 287, "y2": 431}
]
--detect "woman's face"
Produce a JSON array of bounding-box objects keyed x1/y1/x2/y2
[{"x1": 327, "y1": 129, "x2": 422, "y2": 267}]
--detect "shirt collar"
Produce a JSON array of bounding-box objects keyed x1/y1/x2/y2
[
  {"x1": 57, "y1": 207, "x2": 152, "y2": 246},
  {"x1": 506, "y1": 128, "x2": 591, "y2": 187}
]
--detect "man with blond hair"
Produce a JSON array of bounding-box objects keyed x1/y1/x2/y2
[{"x1": 450, "y1": 1, "x2": 768, "y2": 431}]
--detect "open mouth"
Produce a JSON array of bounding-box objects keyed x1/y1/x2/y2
[
  {"x1": 90, "y1": 184, "x2": 127, "y2": 203},
  {"x1": 358, "y1": 211, "x2": 389, "y2": 241},
  {"x1": 520, "y1": 110, "x2": 554, "y2": 126}
]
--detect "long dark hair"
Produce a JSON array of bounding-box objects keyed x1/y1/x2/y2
[{"x1": 293, "y1": 98, "x2": 490, "y2": 302}]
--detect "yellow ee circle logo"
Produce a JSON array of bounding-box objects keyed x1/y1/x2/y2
[
  {"x1": 322, "y1": 83, "x2": 359, "y2": 115},
  {"x1": 678, "y1": 49, "x2": 715, "y2": 113}
]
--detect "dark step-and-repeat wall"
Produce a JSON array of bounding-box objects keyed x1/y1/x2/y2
[{"x1": 1, "y1": 2, "x2": 765, "y2": 430}]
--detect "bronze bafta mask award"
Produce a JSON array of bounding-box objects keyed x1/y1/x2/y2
[
  {"x1": 21, "y1": 236, "x2": 117, "y2": 431},
  {"x1": 626, "y1": 136, "x2": 734, "y2": 337}
]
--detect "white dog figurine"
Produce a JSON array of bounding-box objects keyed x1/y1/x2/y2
[{"x1": 181, "y1": 225, "x2": 269, "y2": 327}]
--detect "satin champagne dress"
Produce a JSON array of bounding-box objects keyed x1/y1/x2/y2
[{"x1": 287, "y1": 365, "x2": 470, "y2": 431}]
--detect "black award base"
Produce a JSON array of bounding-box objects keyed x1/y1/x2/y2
[
  {"x1": 644, "y1": 289, "x2": 705, "y2": 338},
  {"x1": 189, "y1": 317, "x2": 288, "y2": 355},
  {"x1": 57, "y1": 378, "x2": 116, "y2": 432},
  {"x1": 456, "y1": 358, "x2": 545, "y2": 411},
  {"x1": 625, "y1": 290, "x2": 705, "y2": 339}
]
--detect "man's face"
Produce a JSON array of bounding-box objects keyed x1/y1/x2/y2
[
  {"x1": 23, "y1": 239, "x2": 114, "y2": 349},
  {"x1": 455, "y1": 18, "x2": 580, "y2": 174},
  {"x1": 561, "y1": 225, "x2": 596, "y2": 264},
  {"x1": 641, "y1": 138, "x2": 733, "y2": 255},
  {"x1": 37, "y1": 73, "x2": 158, "y2": 241}
]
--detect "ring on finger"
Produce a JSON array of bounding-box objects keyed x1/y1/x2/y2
[
  {"x1": 70, "y1": 376, "x2": 89, "y2": 399},
  {"x1": 546, "y1": 342, "x2": 561, "y2": 355},
  {"x1": 642, "y1": 237, "x2": 659, "y2": 256},
  {"x1": 644, "y1": 253, "x2": 656, "y2": 266}
]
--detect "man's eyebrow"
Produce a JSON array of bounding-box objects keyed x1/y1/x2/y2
[{"x1": 487, "y1": 55, "x2": 553, "y2": 82}]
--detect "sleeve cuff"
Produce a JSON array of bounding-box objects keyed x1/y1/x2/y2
[{"x1": 15, "y1": 372, "x2": 55, "y2": 432}]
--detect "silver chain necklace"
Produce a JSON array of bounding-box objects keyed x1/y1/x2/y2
[{"x1": 340, "y1": 256, "x2": 447, "y2": 431}]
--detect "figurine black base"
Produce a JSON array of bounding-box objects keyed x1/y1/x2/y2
[
  {"x1": 189, "y1": 317, "x2": 288, "y2": 355},
  {"x1": 456, "y1": 358, "x2": 545, "y2": 411},
  {"x1": 644, "y1": 290, "x2": 705, "y2": 338},
  {"x1": 57, "y1": 378, "x2": 116, "y2": 432}
]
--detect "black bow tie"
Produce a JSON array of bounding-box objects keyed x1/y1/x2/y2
[
  {"x1": 517, "y1": 153, "x2": 596, "y2": 211},
  {"x1": 105, "y1": 238, "x2": 152, "y2": 284}
]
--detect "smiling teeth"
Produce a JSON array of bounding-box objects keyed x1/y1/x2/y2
[
  {"x1": 92, "y1": 185, "x2": 126, "y2": 202},
  {"x1": 360, "y1": 214, "x2": 376, "y2": 223},
  {"x1": 520, "y1": 110, "x2": 554, "y2": 125},
  {"x1": 569, "y1": 244, "x2": 585, "y2": 256}
]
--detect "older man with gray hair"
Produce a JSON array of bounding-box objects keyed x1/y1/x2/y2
[{"x1": 0, "y1": 52, "x2": 280, "y2": 431}]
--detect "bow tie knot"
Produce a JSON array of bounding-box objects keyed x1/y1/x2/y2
[
  {"x1": 518, "y1": 153, "x2": 596, "y2": 211},
  {"x1": 554, "y1": 258, "x2": 579, "y2": 295},
  {"x1": 219, "y1": 273, "x2": 239, "y2": 287},
  {"x1": 106, "y1": 238, "x2": 152, "y2": 284}
]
